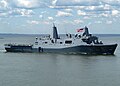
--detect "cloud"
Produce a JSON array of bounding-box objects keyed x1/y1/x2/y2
[
  {"x1": 102, "y1": 0, "x2": 120, "y2": 6},
  {"x1": 48, "y1": 17, "x2": 54, "y2": 20},
  {"x1": 0, "y1": 0, "x2": 120, "y2": 19},
  {"x1": 13, "y1": 0, "x2": 41, "y2": 8},
  {"x1": 55, "y1": 0, "x2": 120, "y2": 7},
  {"x1": 27, "y1": 20, "x2": 39, "y2": 24},
  {"x1": 95, "y1": 21, "x2": 102, "y2": 24},
  {"x1": 106, "y1": 20, "x2": 112, "y2": 24},
  {"x1": 76, "y1": 4, "x2": 120, "y2": 17},
  {"x1": 12, "y1": 0, "x2": 49, "y2": 9},
  {"x1": 52, "y1": 0, "x2": 58, "y2": 6},
  {"x1": 27, "y1": 19, "x2": 54, "y2": 25},
  {"x1": 74, "y1": 20, "x2": 83, "y2": 24},
  {"x1": 83, "y1": 5, "x2": 112, "y2": 12},
  {"x1": 64, "y1": 9, "x2": 73, "y2": 12},
  {"x1": 39, "y1": 15, "x2": 43, "y2": 18},
  {"x1": 83, "y1": 16, "x2": 91, "y2": 19},
  {"x1": 0, "y1": 12, "x2": 7, "y2": 17},
  {"x1": 0, "y1": 0, "x2": 8, "y2": 8},
  {"x1": 0, "y1": 0, "x2": 9, "y2": 11},
  {"x1": 112, "y1": 10, "x2": 119, "y2": 16},
  {"x1": 77, "y1": 10, "x2": 86, "y2": 16},
  {"x1": 56, "y1": 11, "x2": 72, "y2": 17},
  {"x1": 0, "y1": 0, "x2": 35, "y2": 17},
  {"x1": 56, "y1": 0, "x2": 101, "y2": 6},
  {"x1": 52, "y1": 0, "x2": 120, "y2": 18},
  {"x1": 99, "y1": 13, "x2": 109, "y2": 17},
  {"x1": 8, "y1": 8, "x2": 34, "y2": 17}
]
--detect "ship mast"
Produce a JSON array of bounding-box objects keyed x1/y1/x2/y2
[
  {"x1": 53, "y1": 23, "x2": 59, "y2": 39},
  {"x1": 82, "y1": 26, "x2": 90, "y2": 36}
]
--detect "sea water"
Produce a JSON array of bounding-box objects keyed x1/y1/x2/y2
[{"x1": 0, "y1": 34, "x2": 120, "y2": 86}]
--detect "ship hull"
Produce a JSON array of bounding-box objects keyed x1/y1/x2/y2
[{"x1": 5, "y1": 44, "x2": 118, "y2": 55}]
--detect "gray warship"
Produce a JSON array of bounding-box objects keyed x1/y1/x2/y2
[{"x1": 5, "y1": 24, "x2": 118, "y2": 55}]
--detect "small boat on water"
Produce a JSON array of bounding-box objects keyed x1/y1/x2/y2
[{"x1": 5, "y1": 24, "x2": 118, "y2": 55}]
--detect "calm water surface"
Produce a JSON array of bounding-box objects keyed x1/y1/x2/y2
[{"x1": 0, "y1": 34, "x2": 120, "y2": 86}]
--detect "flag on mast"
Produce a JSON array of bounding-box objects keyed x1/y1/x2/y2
[{"x1": 77, "y1": 28, "x2": 84, "y2": 32}]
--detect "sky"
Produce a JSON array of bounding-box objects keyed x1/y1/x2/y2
[{"x1": 0, "y1": 0, "x2": 120, "y2": 34}]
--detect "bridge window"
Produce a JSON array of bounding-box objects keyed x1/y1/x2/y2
[
  {"x1": 65, "y1": 40, "x2": 72, "y2": 44},
  {"x1": 60, "y1": 42, "x2": 63, "y2": 44},
  {"x1": 45, "y1": 42, "x2": 48, "y2": 44},
  {"x1": 35, "y1": 42, "x2": 38, "y2": 45}
]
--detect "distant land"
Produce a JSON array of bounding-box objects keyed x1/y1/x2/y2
[
  {"x1": 0, "y1": 33, "x2": 120, "y2": 37},
  {"x1": 94, "y1": 34, "x2": 120, "y2": 37}
]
